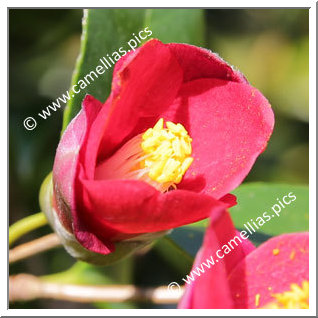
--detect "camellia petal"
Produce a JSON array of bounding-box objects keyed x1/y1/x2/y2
[
  {"x1": 160, "y1": 78, "x2": 274, "y2": 198},
  {"x1": 179, "y1": 211, "x2": 255, "y2": 309},
  {"x1": 52, "y1": 95, "x2": 116, "y2": 255},
  {"x1": 49, "y1": 38, "x2": 274, "y2": 260},
  {"x1": 167, "y1": 42, "x2": 248, "y2": 84},
  {"x1": 52, "y1": 95, "x2": 103, "y2": 233},
  {"x1": 75, "y1": 179, "x2": 226, "y2": 246},
  {"x1": 97, "y1": 39, "x2": 184, "y2": 162},
  {"x1": 228, "y1": 232, "x2": 309, "y2": 308},
  {"x1": 179, "y1": 209, "x2": 309, "y2": 309}
]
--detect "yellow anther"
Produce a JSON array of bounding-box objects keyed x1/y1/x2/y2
[
  {"x1": 142, "y1": 128, "x2": 154, "y2": 140},
  {"x1": 153, "y1": 118, "x2": 164, "y2": 131},
  {"x1": 166, "y1": 121, "x2": 179, "y2": 133},
  {"x1": 152, "y1": 141, "x2": 173, "y2": 160},
  {"x1": 181, "y1": 157, "x2": 194, "y2": 175},
  {"x1": 290, "y1": 249, "x2": 296, "y2": 260},
  {"x1": 161, "y1": 158, "x2": 181, "y2": 179},
  {"x1": 181, "y1": 137, "x2": 192, "y2": 155},
  {"x1": 96, "y1": 118, "x2": 194, "y2": 193},
  {"x1": 142, "y1": 136, "x2": 159, "y2": 149},
  {"x1": 272, "y1": 248, "x2": 280, "y2": 256},
  {"x1": 172, "y1": 139, "x2": 183, "y2": 158},
  {"x1": 255, "y1": 293, "x2": 261, "y2": 307},
  {"x1": 148, "y1": 160, "x2": 166, "y2": 180},
  {"x1": 140, "y1": 118, "x2": 193, "y2": 189},
  {"x1": 261, "y1": 281, "x2": 309, "y2": 309}
]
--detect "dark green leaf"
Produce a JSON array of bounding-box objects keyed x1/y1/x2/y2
[
  {"x1": 154, "y1": 236, "x2": 194, "y2": 273},
  {"x1": 62, "y1": 8, "x2": 205, "y2": 132},
  {"x1": 62, "y1": 9, "x2": 144, "y2": 130}
]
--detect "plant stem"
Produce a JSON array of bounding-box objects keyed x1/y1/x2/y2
[
  {"x1": 9, "y1": 274, "x2": 184, "y2": 304},
  {"x1": 9, "y1": 233, "x2": 61, "y2": 264},
  {"x1": 9, "y1": 212, "x2": 48, "y2": 246}
]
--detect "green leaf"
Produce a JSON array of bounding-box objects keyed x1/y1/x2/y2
[
  {"x1": 153, "y1": 225, "x2": 207, "y2": 273},
  {"x1": 188, "y1": 183, "x2": 308, "y2": 247},
  {"x1": 144, "y1": 9, "x2": 204, "y2": 46},
  {"x1": 154, "y1": 236, "x2": 194, "y2": 272},
  {"x1": 230, "y1": 182, "x2": 309, "y2": 239},
  {"x1": 42, "y1": 261, "x2": 112, "y2": 285},
  {"x1": 62, "y1": 8, "x2": 205, "y2": 132},
  {"x1": 42, "y1": 258, "x2": 133, "y2": 285},
  {"x1": 164, "y1": 182, "x2": 308, "y2": 260},
  {"x1": 62, "y1": 9, "x2": 143, "y2": 131}
]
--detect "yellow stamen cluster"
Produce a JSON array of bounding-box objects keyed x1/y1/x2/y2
[
  {"x1": 262, "y1": 281, "x2": 309, "y2": 309},
  {"x1": 94, "y1": 118, "x2": 193, "y2": 192},
  {"x1": 140, "y1": 118, "x2": 193, "y2": 186}
]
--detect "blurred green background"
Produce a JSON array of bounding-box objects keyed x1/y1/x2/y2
[{"x1": 9, "y1": 9, "x2": 309, "y2": 309}]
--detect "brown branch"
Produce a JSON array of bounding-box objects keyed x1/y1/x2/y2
[
  {"x1": 9, "y1": 274, "x2": 184, "y2": 304},
  {"x1": 9, "y1": 233, "x2": 61, "y2": 264}
]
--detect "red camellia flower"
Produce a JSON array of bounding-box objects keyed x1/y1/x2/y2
[
  {"x1": 40, "y1": 38, "x2": 274, "y2": 264},
  {"x1": 179, "y1": 212, "x2": 309, "y2": 309}
]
